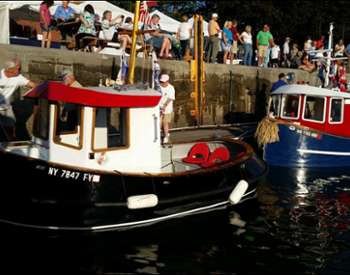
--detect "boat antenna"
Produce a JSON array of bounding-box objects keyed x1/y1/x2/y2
[
  {"x1": 324, "y1": 22, "x2": 334, "y2": 88},
  {"x1": 127, "y1": 1, "x2": 141, "y2": 85}
]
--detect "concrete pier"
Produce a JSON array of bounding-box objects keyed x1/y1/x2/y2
[{"x1": 0, "y1": 44, "x2": 319, "y2": 127}]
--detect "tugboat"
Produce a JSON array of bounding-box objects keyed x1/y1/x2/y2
[
  {"x1": 257, "y1": 23, "x2": 350, "y2": 168},
  {"x1": 0, "y1": 3, "x2": 267, "y2": 231}
]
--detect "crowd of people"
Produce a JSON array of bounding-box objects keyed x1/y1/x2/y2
[
  {"x1": 37, "y1": 0, "x2": 181, "y2": 58},
  {"x1": 32, "y1": 1, "x2": 350, "y2": 83}
]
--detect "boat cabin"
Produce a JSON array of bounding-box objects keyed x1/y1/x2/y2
[
  {"x1": 269, "y1": 84, "x2": 350, "y2": 137},
  {"x1": 1, "y1": 81, "x2": 239, "y2": 174}
]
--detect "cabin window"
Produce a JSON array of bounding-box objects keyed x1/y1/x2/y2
[
  {"x1": 329, "y1": 98, "x2": 343, "y2": 124},
  {"x1": 93, "y1": 108, "x2": 128, "y2": 151},
  {"x1": 269, "y1": 95, "x2": 281, "y2": 117},
  {"x1": 54, "y1": 103, "x2": 83, "y2": 149},
  {"x1": 33, "y1": 99, "x2": 49, "y2": 140},
  {"x1": 281, "y1": 95, "x2": 300, "y2": 119},
  {"x1": 303, "y1": 96, "x2": 325, "y2": 123}
]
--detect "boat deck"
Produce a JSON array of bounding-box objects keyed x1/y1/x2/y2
[{"x1": 169, "y1": 124, "x2": 256, "y2": 144}]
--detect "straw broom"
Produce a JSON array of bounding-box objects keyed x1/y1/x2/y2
[{"x1": 255, "y1": 116, "x2": 280, "y2": 147}]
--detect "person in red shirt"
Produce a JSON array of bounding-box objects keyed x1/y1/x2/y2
[
  {"x1": 230, "y1": 19, "x2": 239, "y2": 59},
  {"x1": 337, "y1": 60, "x2": 347, "y2": 92},
  {"x1": 39, "y1": 0, "x2": 54, "y2": 48}
]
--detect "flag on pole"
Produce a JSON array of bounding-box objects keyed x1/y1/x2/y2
[
  {"x1": 139, "y1": 1, "x2": 151, "y2": 25},
  {"x1": 140, "y1": 1, "x2": 158, "y2": 25}
]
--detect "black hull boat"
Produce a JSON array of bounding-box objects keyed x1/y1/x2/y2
[{"x1": 0, "y1": 139, "x2": 266, "y2": 231}]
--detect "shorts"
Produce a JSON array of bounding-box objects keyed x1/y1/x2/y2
[
  {"x1": 148, "y1": 36, "x2": 164, "y2": 49},
  {"x1": 162, "y1": 113, "x2": 172, "y2": 124},
  {"x1": 230, "y1": 41, "x2": 238, "y2": 54},
  {"x1": 40, "y1": 23, "x2": 55, "y2": 33},
  {"x1": 221, "y1": 42, "x2": 232, "y2": 52},
  {"x1": 258, "y1": 45, "x2": 268, "y2": 58}
]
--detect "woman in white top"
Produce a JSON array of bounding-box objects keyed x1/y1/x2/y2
[
  {"x1": 100, "y1": 10, "x2": 124, "y2": 41},
  {"x1": 118, "y1": 17, "x2": 133, "y2": 51},
  {"x1": 240, "y1": 25, "x2": 253, "y2": 66}
]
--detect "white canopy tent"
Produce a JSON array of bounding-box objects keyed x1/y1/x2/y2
[
  {"x1": 0, "y1": 1, "x2": 80, "y2": 14},
  {"x1": 0, "y1": 2, "x2": 10, "y2": 44},
  {"x1": 77, "y1": 1, "x2": 133, "y2": 19}
]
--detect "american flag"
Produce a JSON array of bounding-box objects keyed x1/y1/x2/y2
[{"x1": 139, "y1": 1, "x2": 158, "y2": 25}]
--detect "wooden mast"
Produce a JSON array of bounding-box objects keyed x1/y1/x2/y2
[
  {"x1": 191, "y1": 15, "x2": 205, "y2": 125},
  {"x1": 127, "y1": 1, "x2": 140, "y2": 85}
]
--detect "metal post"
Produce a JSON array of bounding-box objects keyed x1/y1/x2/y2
[
  {"x1": 127, "y1": 0, "x2": 140, "y2": 85},
  {"x1": 324, "y1": 22, "x2": 334, "y2": 88},
  {"x1": 193, "y1": 15, "x2": 199, "y2": 125}
]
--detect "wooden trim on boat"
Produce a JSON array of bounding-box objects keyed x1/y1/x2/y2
[
  {"x1": 0, "y1": 138, "x2": 256, "y2": 178},
  {"x1": 52, "y1": 104, "x2": 84, "y2": 150},
  {"x1": 90, "y1": 108, "x2": 130, "y2": 153}
]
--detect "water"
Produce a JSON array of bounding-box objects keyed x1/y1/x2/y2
[{"x1": 2, "y1": 166, "x2": 350, "y2": 274}]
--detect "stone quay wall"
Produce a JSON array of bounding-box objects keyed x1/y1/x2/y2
[{"x1": 0, "y1": 44, "x2": 319, "y2": 127}]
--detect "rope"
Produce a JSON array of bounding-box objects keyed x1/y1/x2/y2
[{"x1": 255, "y1": 116, "x2": 280, "y2": 147}]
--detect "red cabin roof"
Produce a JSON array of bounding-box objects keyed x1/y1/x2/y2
[{"x1": 25, "y1": 81, "x2": 161, "y2": 108}]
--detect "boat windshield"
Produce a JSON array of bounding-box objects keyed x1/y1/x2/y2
[
  {"x1": 269, "y1": 95, "x2": 281, "y2": 117},
  {"x1": 302, "y1": 96, "x2": 325, "y2": 123},
  {"x1": 281, "y1": 95, "x2": 300, "y2": 120},
  {"x1": 329, "y1": 98, "x2": 343, "y2": 124}
]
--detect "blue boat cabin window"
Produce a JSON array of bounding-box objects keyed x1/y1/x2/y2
[
  {"x1": 269, "y1": 95, "x2": 281, "y2": 117},
  {"x1": 303, "y1": 96, "x2": 325, "y2": 123},
  {"x1": 93, "y1": 108, "x2": 128, "y2": 151},
  {"x1": 281, "y1": 95, "x2": 300, "y2": 120},
  {"x1": 329, "y1": 98, "x2": 343, "y2": 124},
  {"x1": 54, "y1": 103, "x2": 83, "y2": 149},
  {"x1": 33, "y1": 99, "x2": 49, "y2": 140}
]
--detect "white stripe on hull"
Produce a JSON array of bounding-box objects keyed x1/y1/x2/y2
[
  {"x1": 0, "y1": 189, "x2": 256, "y2": 232},
  {"x1": 298, "y1": 149, "x2": 350, "y2": 156}
]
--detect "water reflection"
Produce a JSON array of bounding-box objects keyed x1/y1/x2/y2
[{"x1": 1, "y1": 167, "x2": 350, "y2": 274}]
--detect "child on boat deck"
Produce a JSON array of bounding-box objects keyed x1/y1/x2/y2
[{"x1": 159, "y1": 74, "x2": 175, "y2": 144}]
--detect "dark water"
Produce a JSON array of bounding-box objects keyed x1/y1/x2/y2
[{"x1": 2, "y1": 166, "x2": 350, "y2": 275}]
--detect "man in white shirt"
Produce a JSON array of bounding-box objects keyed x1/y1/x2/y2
[
  {"x1": 0, "y1": 60, "x2": 36, "y2": 140},
  {"x1": 177, "y1": 15, "x2": 192, "y2": 58},
  {"x1": 159, "y1": 74, "x2": 175, "y2": 144}
]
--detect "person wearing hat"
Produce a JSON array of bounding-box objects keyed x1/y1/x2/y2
[
  {"x1": 207, "y1": 13, "x2": 221, "y2": 63},
  {"x1": 59, "y1": 69, "x2": 82, "y2": 123},
  {"x1": 159, "y1": 74, "x2": 175, "y2": 144},
  {"x1": 0, "y1": 59, "x2": 36, "y2": 140},
  {"x1": 60, "y1": 69, "x2": 82, "y2": 88}
]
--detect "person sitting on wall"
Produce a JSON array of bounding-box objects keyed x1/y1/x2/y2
[
  {"x1": 54, "y1": 1, "x2": 79, "y2": 42},
  {"x1": 75, "y1": 4, "x2": 97, "y2": 51},
  {"x1": 298, "y1": 53, "x2": 316, "y2": 73},
  {"x1": 99, "y1": 10, "x2": 124, "y2": 43},
  {"x1": 144, "y1": 14, "x2": 172, "y2": 58},
  {"x1": 118, "y1": 17, "x2": 134, "y2": 51},
  {"x1": 0, "y1": 60, "x2": 36, "y2": 140}
]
